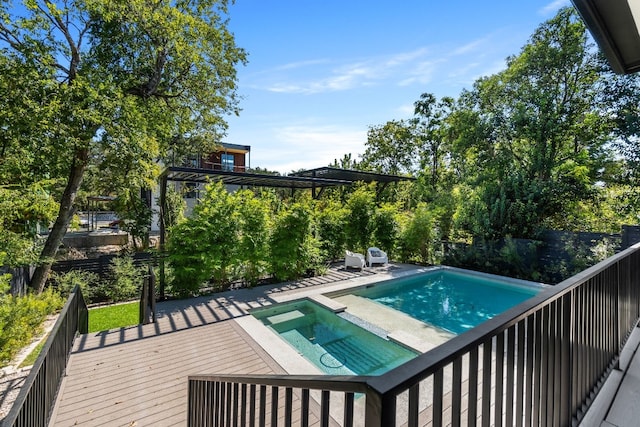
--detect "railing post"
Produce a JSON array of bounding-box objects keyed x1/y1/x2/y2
[
  {"x1": 560, "y1": 292, "x2": 573, "y2": 426},
  {"x1": 149, "y1": 265, "x2": 156, "y2": 323},
  {"x1": 364, "y1": 387, "x2": 383, "y2": 427},
  {"x1": 139, "y1": 275, "x2": 149, "y2": 324}
]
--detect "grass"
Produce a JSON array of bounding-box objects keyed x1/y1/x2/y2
[
  {"x1": 17, "y1": 302, "x2": 140, "y2": 367},
  {"x1": 88, "y1": 301, "x2": 140, "y2": 333},
  {"x1": 19, "y1": 338, "x2": 47, "y2": 368}
]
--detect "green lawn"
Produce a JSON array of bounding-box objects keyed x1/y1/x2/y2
[
  {"x1": 88, "y1": 301, "x2": 140, "y2": 333},
  {"x1": 19, "y1": 337, "x2": 47, "y2": 368}
]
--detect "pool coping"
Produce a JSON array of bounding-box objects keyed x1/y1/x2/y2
[
  {"x1": 236, "y1": 264, "x2": 548, "y2": 376},
  {"x1": 236, "y1": 264, "x2": 432, "y2": 374},
  {"x1": 322, "y1": 265, "x2": 549, "y2": 300}
]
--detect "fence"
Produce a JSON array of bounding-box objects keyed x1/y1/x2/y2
[
  {"x1": 0, "y1": 265, "x2": 35, "y2": 296},
  {"x1": 188, "y1": 242, "x2": 640, "y2": 426},
  {"x1": 51, "y1": 252, "x2": 153, "y2": 278},
  {"x1": 3, "y1": 286, "x2": 88, "y2": 427}
]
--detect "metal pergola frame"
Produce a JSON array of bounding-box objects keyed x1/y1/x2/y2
[
  {"x1": 290, "y1": 166, "x2": 415, "y2": 195},
  {"x1": 155, "y1": 166, "x2": 415, "y2": 298}
]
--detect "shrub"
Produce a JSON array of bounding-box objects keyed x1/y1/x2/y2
[
  {"x1": 345, "y1": 185, "x2": 375, "y2": 253},
  {"x1": 270, "y1": 201, "x2": 323, "y2": 281},
  {"x1": 372, "y1": 203, "x2": 400, "y2": 257},
  {"x1": 442, "y1": 237, "x2": 541, "y2": 282},
  {"x1": 168, "y1": 182, "x2": 240, "y2": 296},
  {"x1": 0, "y1": 288, "x2": 63, "y2": 367},
  {"x1": 235, "y1": 190, "x2": 271, "y2": 286},
  {"x1": 397, "y1": 203, "x2": 435, "y2": 264},
  {"x1": 102, "y1": 256, "x2": 145, "y2": 303},
  {"x1": 52, "y1": 270, "x2": 100, "y2": 303},
  {"x1": 316, "y1": 201, "x2": 348, "y2": 261},
  {"x1": 161, "y1": 185, "x2": 186, "y2": 230},
  {"x1": 168, "y1": 219, "x2": 213, "y2": 297}
]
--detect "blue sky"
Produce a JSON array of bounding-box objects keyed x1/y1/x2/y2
[{"x1": 225, "y1": 1, "x2": 572, "y2": 174}]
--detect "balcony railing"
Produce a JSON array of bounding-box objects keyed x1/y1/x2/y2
[
  {"x1": 178, "y1": 157, "x2": 247, "y2": 173},
  {"x1": 188, "y1": 243, "x2": 640, "y2": 426},
  {"x1": 4, "y1": 286, "x2": 88, "y2": 427},
  {"x1": 201, "y1": 162, "x2": 246, "y2": 173}
]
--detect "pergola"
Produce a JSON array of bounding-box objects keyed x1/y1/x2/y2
[
  {"x1": 158, "y1": 165, "x2": 414, "y2": 208},
  {"x1": 155, "y1": 165, "x2": 414, "y2": 297},
  {"x1": 290, "y1": 166, "x2": 415, "y2": 196},
  {"x1": 86, "y1": 195, "x2": 116, "y2": 231},
  {"x1": 157, "y1": 165, "x2": 414, "y2": 245},
  {"x1": 160, "y1": 166, "x2": 351, "y2": 199}
]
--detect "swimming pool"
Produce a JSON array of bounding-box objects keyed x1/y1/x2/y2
[
  {"x1": 251, "y1": 300, "x2": 417, "y2": 375},
  {"x1": 349, "y1": 268, "x2": 544, "y2": 334}
]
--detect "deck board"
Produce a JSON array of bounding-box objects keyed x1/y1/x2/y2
[
  {"x1": 49, "y1": 320, "x2": 282, "y2": 426},
  {"x1": 48, "y1": 263, "x2": 421, "y2": 426}
]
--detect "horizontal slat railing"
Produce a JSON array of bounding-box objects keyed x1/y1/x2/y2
[{"x1": 189, "y1": 243, "x2": 640, "y2": 426}]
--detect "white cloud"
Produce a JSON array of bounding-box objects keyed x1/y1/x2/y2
[
  {"x1": 539, "y1": 0, "x2": 571, "y2": 16},
  {"x1": 273, "y1": 59, "x2": 331, "y2": 71},
  {"x1": 398, "y1": 60, "x2": 441, "y2": 86},
  {"x1": 396, "y1": 103, "x2": 415, "y2": 117},
  {"x1": 252, "y1": 125, "x2": 367, "y2": 173},
  {"x1": 262, "y1": 47, "x2": 435, "y2": 95},
  {"x1": 255, "y1": 39, "x2": 509, "y2": 95},
  {"x1": 452, "y1": 37, "x2": 490, "y2": 56}
]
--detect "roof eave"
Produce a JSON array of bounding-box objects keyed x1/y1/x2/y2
[{"x1": 572, "y1": 0, "x2": 640, "y2": 74}]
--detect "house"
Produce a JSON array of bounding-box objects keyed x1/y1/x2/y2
[
  {"x1": 184, "y1": 142, "x2": 251, "y2": 173},
  {"x1": 150, "y1": 143, "x2": 251, "y2": 231}
]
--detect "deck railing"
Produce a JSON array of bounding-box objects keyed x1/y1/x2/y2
[
  {"x1": 3, "y1": 285, "x2": 88, "y2": 427},
  {"x1": 188, "y1": 243, "x2": 640, "y2": 426}
]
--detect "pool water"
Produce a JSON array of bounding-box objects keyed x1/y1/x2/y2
[
  {"x1": 352, "y1": 269, "x2": 543, "y2": 334},
  {"x1": 251, "y1": 300, "x2": 417, "y2": 375}
]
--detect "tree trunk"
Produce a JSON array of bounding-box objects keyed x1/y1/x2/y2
[{"x1": 31, "y1": 147, "x2": 89, "y2": 293}]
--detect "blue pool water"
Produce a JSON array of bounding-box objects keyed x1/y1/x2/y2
[
  {"x1": 251, "y1": 300, "x2": 417, "y2": 375},
  {"x1": 351, "y1": 269, "x2": 543, "y2": 334}
]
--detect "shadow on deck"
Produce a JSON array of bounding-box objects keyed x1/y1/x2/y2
[{"x1": 49, "y1": 263, "x2": 416, "y2": 426}]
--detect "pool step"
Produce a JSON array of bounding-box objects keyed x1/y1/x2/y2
[
  {"x1": 321, "y1": 335, "x2": 412, "y2": 374},
  {"x1": 264, "y1": 310, "x2": 305, "y2": 325},
  {"x1": 307, "y1": 295, "x2": 346, "y2": 313}
]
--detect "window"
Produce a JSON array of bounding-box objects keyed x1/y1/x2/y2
[{"x1": 221, "y1": 153, "x2": 234, "y2": 171}]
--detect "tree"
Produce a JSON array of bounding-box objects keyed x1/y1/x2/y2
[
  {"x1": 269, "y1": 199, "x2": 322, "y2": 281},
  {"x1": 452, "y1": 7, "x2": 612, "y2": 238},
  {"x1": 330, "y1": 153, "x2": 360, "y2": 171},
  {"x1": 371, "y1": 203, "x2": 400, "y2": 256},
  {"x1": 361, "y1": 120, "x2": 416, "y2": 175},
  {"x1": 397, "y1": 203, "x2": 435, "y2": 264},
  {"x1": 316, "y1": 200, "x2": 349, "y2": 261},
  {"x1": 412, "y1": 93, "x2": 455, "y2": 193},
  {"x1": 598, "y1": 59, "x2": 640, "y2": 216},
  {"x1": 0, "y1": 0, "x2": 246, "y2": 292},
  {"x1": 168, "y1": 182, "x2": 239, "y2": 295}
]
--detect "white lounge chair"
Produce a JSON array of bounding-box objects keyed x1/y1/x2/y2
[
  {"x1": 367, "y1": 247, "x2": 388, "y2": 266},
  {"x1": 345, "y1": 250, "x2": 366, "y2": 270}
]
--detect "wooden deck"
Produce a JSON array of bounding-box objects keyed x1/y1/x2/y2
[
  {"x1": 45, "y1": 261, "x2": 640, "y2": 426},
  {"x1": 50, "y1": 320, "x2": 282, "y2": 426},
  {"x1": 48, "y1": 265, "x2": 398, "y2": 426}
]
